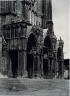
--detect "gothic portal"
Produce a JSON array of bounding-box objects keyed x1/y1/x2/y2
[{"x1": 0, "y1": 0, "x2": 64, "y2": 78}]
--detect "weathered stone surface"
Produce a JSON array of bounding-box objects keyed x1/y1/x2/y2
[{"x1": 0, "y1": 0, "x2": 64, "y2": 79}]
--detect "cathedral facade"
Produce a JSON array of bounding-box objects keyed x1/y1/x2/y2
[{"x1": 0, "y1": 0, "x2": 64, "y2": 79}]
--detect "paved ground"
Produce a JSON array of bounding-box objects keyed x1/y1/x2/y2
[{"x1": 0, "y1": 78, "x2": 69, "y2": 96}]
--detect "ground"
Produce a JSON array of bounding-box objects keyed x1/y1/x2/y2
[{"x1": 0, "y1": 78, "x2": 69, "y2": 96}]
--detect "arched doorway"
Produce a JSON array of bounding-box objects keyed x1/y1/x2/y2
[
  {"x1": 27, "y1": 33, "x2": 37, "y2": 78},
  {"x1": 9, "y1": 50, "x2": 18, "y2": 78},
  {"x1": 43, "y1": 36, "x2": 52, "y2": 78}
]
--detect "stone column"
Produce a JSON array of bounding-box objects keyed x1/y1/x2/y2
[
  {"x1": 55, "y1": 52, "x2": 57, "y2": 79},
  {"x1": 32, "y1": 48, "x2": 37, "y2": 78},
  {"x1": 61, "y1": 61, "x2": 64, "y2": 79},
  {"x1": 48, "y1": 59, "x2": 50, "y2": 72},
  {"x1": 32, "y1": 12, "x2": 34, "y2": 25},
  {"x1": 8, "y1": 56, "x2": 13, "y2": 78},
  {"x1": 51, "y1": 59, "x2": 53, "y2": 72},
  {"x1": 34, "y1": 15, "x2": 36, "y2": 25},
  {"x1": 13, "y1": 26, "x2": 15, "y2": 50},
  {"x1": 28, "y1": 8, "x2": 31, "y2": 22},
  {"x1": 31, "y1": 11, "x2": 33, "y2": 24},
  {"x1": 41, "y1": 56, "x2": 43, "y2": 77},
  {"x1": 33, "y1": 54, "x2": 35, "y2": 78},
  {"x1": 9, "y1": 27, "x2": 11, "y2": 50},
  {"x1": 30, "y1": 10, "x2": 31, "y2": 24},
  {"x1": 37, "y1": 55, "x2": 40, "y2": 77},
  {"x1": 18, "y1": 50, "x2": 24, "y2": 77},
  {"x1": 51, "y1": 59, "x2": 54, "y2": 78},
  {"x1": 23, "y1": 50, "x2": 28, "y2": 78},
  {"x1": 17, "y1": 50, "x2": 20, "y2": 76},
  {"x1": 48, "y1": 58, "x2": 51, "y2": 78},
  {"x1": 57, "y1": 61, "x2": 59, "y2": 78}
]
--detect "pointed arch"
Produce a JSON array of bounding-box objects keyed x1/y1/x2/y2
[
  {"x1": 27, "y1": 33, "x2": 37, "y2": 78},
  {"x1": 44, "y1": 35, "x2": 52, "y2": 49},
  {"x1": 27, "y1": 33, "x2": 37, "y2": 52}
]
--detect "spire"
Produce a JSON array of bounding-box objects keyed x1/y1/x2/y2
[
  {"x1": 42, "y1": 0, "x2": 53, "y2": 29},
  {"x1": 59, "y1": 36, "x2": 64, "y2": 47},
  {"x1": 47, "y1": 0, "x2": 52, "y2": 20},
  {"x1": 46, "y1": 0, "x2": 54, "y2": 34},
  {"x1": 60, "y1": 36, "x2": 61, "y2": 40}
]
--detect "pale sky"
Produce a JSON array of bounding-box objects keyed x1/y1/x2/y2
[{"x1": 52, "y1": 0, "x2": 69, "y2": 59}]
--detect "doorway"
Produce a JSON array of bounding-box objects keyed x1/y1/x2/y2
[
  {"x1": 27, "y1": 33, "x2": 36, "y2": 78},
  {"x1": 43, "y1": 59, "x2": 48, "y2": 78},
  {"x1": 9, "y1": 50, "x2": 18, "y2": 78}
]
